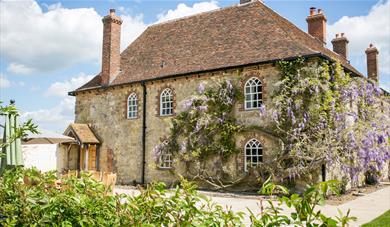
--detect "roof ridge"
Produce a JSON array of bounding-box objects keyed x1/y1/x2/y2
[
  {"x1": 258, "y1": 3, "x2": 321, "y2": 53},
  {"x1": 148, "y1": 1, "x2": 256, "y2": 28}
]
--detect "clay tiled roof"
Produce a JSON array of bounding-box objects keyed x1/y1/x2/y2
[
  {"x1": 74, "y1": 1, "x2": 362, "y2": 92},
  {"x1": 64, "y1": 123, "x2": 100, "y2": 144}
]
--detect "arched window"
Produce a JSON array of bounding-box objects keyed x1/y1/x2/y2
[
  {"x1": 160, "y1": 88, "x2": 173, "y2": 116},
  {"x1": 159, "y1": 140, "x2": 172, "y2": 169},
  {"x1": 127, "y1": 93, "x2": 138, "y2": 119},
  {"x1": 244, "y1": 77, "x2": 262, "y2": 110},
  {"x1": 244, "y1": 139, "x2": 263, "y2": 171}
]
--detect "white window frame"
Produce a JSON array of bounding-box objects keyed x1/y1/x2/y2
[
  {"x1": 160, "y1": 88, "x2": 173, "y2": 116},
  {"x1": 244, "y1": 138, "x2": 263, "y2": 172},
  {"x1": 159, "y1": 141, "x2": 173, "y2": 169},
  {"x1": 244, "y1": 77, "x2": 263, "y2": 110},
  {"x1": 127, "y1": 93, "x2": 138, "y2": 119}
]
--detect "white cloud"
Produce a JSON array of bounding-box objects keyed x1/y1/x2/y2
[
  {"x1": 45, "y1": 73, "x2": 94, "y2": 97},
  {"x1": 24, "y1": 72, "x2": 94, "y2": 131},
  {"x1": 0, "y1": 74, "x2": 11, "y2": 88},
  {"x1": 0, "y1": 0, "x2": 147, "y2": 75},
  {"x1": 21, "y1": 96, "x2": 75, "y2": 132},
  {"x1": 156, "y1": 1, "x2": 220, "y2": 23},
  {"x1": 328, "y1": 0, "x2": 390, "y2": 77},
  {"x1": 121, "y1": 14, "x2": 148, "y2": 51},
  {"x1": 7, "y1": 62, "x2": 35, "y2": 75}
]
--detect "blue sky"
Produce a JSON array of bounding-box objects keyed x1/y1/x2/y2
[{"x1": 0, "y1": 0, "x2": 389, "y2": 132}]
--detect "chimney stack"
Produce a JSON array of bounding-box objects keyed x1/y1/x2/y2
[
  {"x1": 240, "y1": 0, "x2": 253, "y2": 4},
  {"x1": 331, "y1": 33, "x2": 349, "y2": 59},
  {"x1": 365, "y1": 44, "x2": 379, "y2": 82},
  {"x1": 306, "y1": 7, "x2": 327, "y2": 45},
  {"x1": 101, "y1": 9, "x2": 122, "y2": 86}
]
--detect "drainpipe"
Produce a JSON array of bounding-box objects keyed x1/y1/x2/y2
[{"x1": 141, "y1": 81, "x2": 147, "y2": 185}]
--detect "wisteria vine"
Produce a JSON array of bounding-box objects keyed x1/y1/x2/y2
[{"x1": 154, "y1": 58, "x2": 389, "y2": 188}]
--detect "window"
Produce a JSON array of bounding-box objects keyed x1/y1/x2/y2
[
  {"x1": 159, "y1": 141, "x2": 173, "y2": 169},
  {"x1": 244, "y1": 77, "x2": 262, "y2": 110},
  {"x1": 244, "y1": 139, "x2": 263, "y2": 171},
  {"x1": 127, "y1": 93, "x2": 138, "y2": 119},
  {"x1": 160, "y1": 88, "x2": 173, "y2": 116}
]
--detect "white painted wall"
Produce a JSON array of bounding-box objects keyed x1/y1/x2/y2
[{"x1": 22, "y1": 144, "x2": 58, "y2": 172}]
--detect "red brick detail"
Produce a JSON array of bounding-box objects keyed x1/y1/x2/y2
[
  {"x1": 124, "y1": 90, "x2": 140, "y2": 119},
  {"x1": 331, "y1": 33, "x2": 349, "y2": 59},
  {"x1": 155, "y1": 85, "x2": 176, "y2": 117},
  {"x1": 101, "y1": 10, "x2": 123, "y2": 86},
  {"x1": 238, "y1": 71, "x2": 267, "y2": 111},
  {"x1": 365, "y1": 44, "x2": 379, "y2": 82},
  {"x1": 306, "y1": 9, "x2": 327, "y2": 44}
]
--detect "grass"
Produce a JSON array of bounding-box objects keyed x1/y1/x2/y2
[{"x1": 361, "y1": 210, "x2": 390, "y2": 227}]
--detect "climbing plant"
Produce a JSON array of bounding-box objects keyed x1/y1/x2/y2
[
  {"x1": 258, "y1": 58, "x2": 389, "y2": 185},
  {"x1": 153, "y1": 80, "x2": 244, "y2": 187},
  {"x1": 154, "y1": 58, "x2": 390, "y2": 189}
]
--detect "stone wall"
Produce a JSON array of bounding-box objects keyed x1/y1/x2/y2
[
  {"x1": 75, "y1": 85, "x2": 144, "y2": 184},
  {"x1": 74, "y1": 61, "x2": 390, "y2": 188},
  {"x1": 74, "y1": 63, "x2": 281, "y2": 186}
]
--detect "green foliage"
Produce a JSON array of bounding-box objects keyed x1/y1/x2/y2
[
  {"x1": 0, "y1": 101, "x2": 38, "y2": 150},
  {"x1": 0, "y1": 168, "x2": 244, "y2": 226},
  {"x1": 168, "y1": 80, "x2": 243, "y2": 160},
  {"x1": 0, "y1": 168, "x2": 357, "y2": 226},
  {"x1": 250, "y1": 177, "x2": 357, "y2": 226},
  {"x1": 361, "y1": 210, "x2": 390, "y2": 227}
]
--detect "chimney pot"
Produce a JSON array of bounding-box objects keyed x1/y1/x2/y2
[
  {"x1": 335, "y1": 33, "x2": 339, "y2": 38},
  {"x1": 310, "y1": 7, "x2": 316, "y2": 15},
  {"x1": 306, "y1": 7, "x2": 327, "y2": 45},
  {"x1": 240, "y1": 0, "x2": 252, "y2": 4},
  {"x1": 365, "y1": 44, "x2": 379, "y2": 82}
]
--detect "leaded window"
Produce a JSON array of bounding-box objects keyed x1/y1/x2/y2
[
  {"x1": 244, "y1": 77, "x2": 262, "y2": 109},
  {"x1": 127, "y1": 93, "x2": 138, "y2": 119},
  {"x1": 160, "y1": 88, "x2": 173, "y2": 116},
  {"x1": 159, "y1": 141, "x2": 172, "y2": 169},
  {"x1": 244, "y1": 139, "x2": 263, "y2": 171}
]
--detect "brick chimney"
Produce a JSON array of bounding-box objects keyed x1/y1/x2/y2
[
  {"x1": 331, "y1": 33, "x2": 349, "y2": 59},
  {"x1": 365, "y1": 44, "x2": 379, "y2": 82},
  {"x1": 306, "y1": 7, "x2": 327, "y2": 45},
  {"x1": 101, "y1": 9, "x2": 122, "y2": 86}
]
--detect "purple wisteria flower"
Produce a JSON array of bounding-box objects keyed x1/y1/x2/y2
[
  {"x1": 198, "y1": 82, "x2": 206, "y2": 94},
  {"x1": 196, "y1": 105, "x2": 208, "y2": 111},
  {"x1": 182, "y1": 98, "x2": 194, "y2": 110},
  {"x1": 259, "y1": 104, "x2": 266, "y2": 116}
]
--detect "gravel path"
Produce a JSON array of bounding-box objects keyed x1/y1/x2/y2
[{"x1": 114, "y1": 185, "x2": 390, "y2": 226}]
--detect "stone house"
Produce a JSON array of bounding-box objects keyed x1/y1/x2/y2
[{"x1": 66, "y1": 0, "x2": 387, "y2": 187}]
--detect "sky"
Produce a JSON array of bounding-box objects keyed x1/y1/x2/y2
[{"x1": 0, "y1": 0, "x2": 389, "y2": 132}]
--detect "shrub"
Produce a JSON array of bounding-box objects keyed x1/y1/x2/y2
[
  {"x1": 250, "y1": 177, "x2": 357, "y2": 226},
  {"x1": 0, "y1": 168, "x2": 243, "y2": 226},
  {"x1": 0, "y1": 168, "x2": 357, "y2": 226}
]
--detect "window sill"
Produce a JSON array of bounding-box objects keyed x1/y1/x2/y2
[
  {"x1": 157, "y1": 113, "x2": 176, "y2": 118},
  {"x1": 157, "y1": 167, "x2": 174, "y2": 171}
]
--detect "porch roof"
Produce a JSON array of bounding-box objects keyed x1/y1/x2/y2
[{"x1": 64, "y1": 123, "x2": 100, "y2": 144}]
